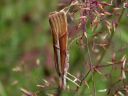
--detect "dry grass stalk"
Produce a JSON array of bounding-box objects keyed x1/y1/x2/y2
[
  {"x1": 49, "y1": 11, "x2": 69, "y2": 89},
  {"x1": 20, "y1": 88, "x2": 37, "y2": 96}
]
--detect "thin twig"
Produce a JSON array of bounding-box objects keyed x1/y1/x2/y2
[{"x1": 80, "y1": 69, "x2": 91, "y2": 86}]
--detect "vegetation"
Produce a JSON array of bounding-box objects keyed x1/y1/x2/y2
[{"x1": 0, "y1": 0, "x2": 128, "y2": 96}]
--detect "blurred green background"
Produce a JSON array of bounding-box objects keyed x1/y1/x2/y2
[
  {"x1": 0, "y1": 0, "x2": 58, "y2": 95},
  {"x1": 0, "y1": 0, "x2": 128, "y2": 96}
]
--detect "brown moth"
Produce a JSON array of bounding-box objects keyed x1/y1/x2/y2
[{"x1": 49, "y1": 11, "x2": 69, "y2": 89}]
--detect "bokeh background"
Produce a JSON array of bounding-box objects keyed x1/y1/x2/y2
[
  {"x1": 0, "y1": 0, "x2": 58, "y2": 95},
  {"x1": 0, "y1": 0, "x2": 128, "y2": 96}
]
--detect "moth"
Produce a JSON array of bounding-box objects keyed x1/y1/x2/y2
[{"x1": 49, "y1": 11, "x2": 69, "y2": 89}]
